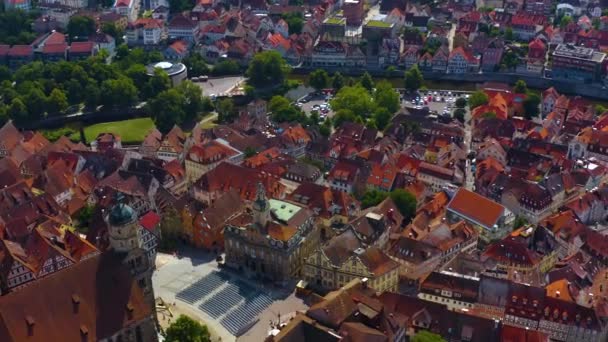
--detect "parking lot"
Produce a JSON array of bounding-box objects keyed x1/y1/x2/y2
[
  {"x1": 402, "y1": 90, "x2": 471, "y2": 117},
  {"x1": 296, "y1": 92, "x2": 334, "y2": 120}
]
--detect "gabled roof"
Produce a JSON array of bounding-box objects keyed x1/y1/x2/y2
[
  {"x1": 447, "y1": 188, "x2": 504, "y2": 229},
  {"x1": 0, "y1": 253, "x2": 153, "y2": 342},
  {"x1": 139, "y1": 211, "x2": 160, "y2": 232}
]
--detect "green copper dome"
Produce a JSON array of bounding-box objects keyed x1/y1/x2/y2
[{"x1": 109, "y1": 202, "x2": 135, "y2": 226}]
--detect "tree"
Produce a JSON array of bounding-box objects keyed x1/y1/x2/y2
[
  {"x1": 523, "y1": 93, "x2": 541, "y2": 119},
  {"x1": 469, "y1": 90, "x2": 489, "y2": 109},
  {"x1": 319, "y1": 118, "x2": 331, "y2": 137},
  {"x1": 47, "y1": 88, "x2": 68, "y2": 115},
  {"x1": 246, "y1": 50, "x2": 290, "y2": 89},
  {"x1": 101, "y1": 22, "x2": 124, "y2": 45},
  {"x1": 125, "y1": 63, "x2": 149, "y2": 91},
  {"x1": 211, "y1": 59, "x2": 240, "y2": 76},
  {"x1": 309, "y1": 69, "x2": 329, "y2": 91},
  {"x1": 360, "y1": 189, "x2": 388, "y2": 209},
  {"x1": 165, "y1": 315, "x2": 211, "y2": 342},
  {"x1": 332, "y1": 72, "x2": 345, "y2": 90},
  {"x1": 513, "y1": 80, "x2": 527, "y2": 94},
  {"x1": 7, "y1": 98, "x2": 28, "y2": 124},
  {"x1": 168, "y1": 0, "x2": 192, "y2": 13},
  {"x1": 504, "y1": 27, "x2": 514, "y2": 41},
  {"x1": 333, "y1": 109, "x2": 358, "y2": 128},
  {"x1": 176, "y1": 81, "x2": 207, "y2": 122},
  {"x1": 23, "y1": 87, "x2": 47, "y2": 119},
  {"x1": 100, "y1": 77, "x2": 138, "y2": 108},
  {"x1": 404, "y1": 64, "x2": 423, "y2": 92},
  {"x1": 373, "y1": 107, "x2": 392, "y2": 130},
  {"x1": 373, "y1": 81, "x2": 400, "y2": 114},
  {"x1": 143, "y1": 68, "x2": 171, "y2": 99},
  {"x1": 244, "y1": 147, "x2": 257, "y2": 158},
  {"x1": 67, "y1": 15, "x2": 96, "y2": 40},
  {"x1": 76, "y1": 204, "x2": 96, "y2": 233},
  {"x1": 389, "y1": 189, "x2": 417, "y2": 222},
  {"x1": 455, "y1": 97, "x2": 467, "y2": 108},
  {"x1": 595, "y1": 104, "x2": 607, "y2": 115},
  {"x1": 84, "y1": 82, "x2": 101, "y2": 108},
  {"x1": 513, "y1": 215, "x2": 529, "y2": 230},
  {"x1": 330, "y1": 85, "x2": 376, "y2": 118},
  {"x1": 147, "y1": 89, "x2": 186, "y2": 133},
  {"x1": 454, "y1": 108, "x2": 466, "y2": 123},
  {"x1": 281, "y1": 12, "x2": 304, "y2": 35},
  {"x1": 0, "y1": 10, "x2": 37, "y2": 45},
  {"x1": 182, "y1": 53, "x2": 210, "y2": 77},
  {"x1": 269, "y1": 95, "x2": 305, "y2": 123},
  {"x1": 359, "y1": 72, "x2": 374, "y2": 92},
  {"x1": 411, "y1": 331, "x2": 446, "y2": 342},
  {"x1": 216, "y1": 98, "x2": 236, "y2": 123},
  {"x1": 560, "y1": 15, "x2": 573, "y2": 28}
]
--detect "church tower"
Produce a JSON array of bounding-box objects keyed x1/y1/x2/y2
[
  {"x1": 107, "y1": 193, "x2": 156, "y2": 310},
  {"x1": 252, "y1": 182, "x2": 270, "y2": 229}
]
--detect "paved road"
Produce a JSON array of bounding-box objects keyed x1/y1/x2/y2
[{"x1": 196, "y1": 76, "x2": 245, "y2": 97}]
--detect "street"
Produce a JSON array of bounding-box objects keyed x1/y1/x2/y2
[{"x1": 196, "y1": 76, "x2": 245, "y2": 97}]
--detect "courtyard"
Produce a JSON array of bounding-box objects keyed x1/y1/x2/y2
[{"x1": 153, "y1": 250, "x2": 308, "y2": 342}]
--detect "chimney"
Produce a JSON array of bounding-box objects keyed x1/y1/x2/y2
[
  {"x1": 80, "y1": 325, "x2": 89, "y2": 342},
  {"x1": 126, "y1": 302, "x2": 134, "y2": 320},
  {"x1": 361, "y1": 277, "x2": 368, "y2": 288},
  {"x1": 555, "y1": 290, "x2": 560, "y2": 298},
  {"x1": 25, "y1": 315, "x2": 35, "y2": 336},
  {"x1": 72, "y1": 294, "x2": 81, "y2": 314}
]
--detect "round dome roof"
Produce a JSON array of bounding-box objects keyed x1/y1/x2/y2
[
  {"x1": 109, "y1": 202, "x2": 136, "y2": 226},
  {"x1": 154, "y1": 61, "x2": 173, "y2": 70}
]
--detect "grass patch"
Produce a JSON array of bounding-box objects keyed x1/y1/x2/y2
[
  {"x1": 325, "y1": 17, "x2": 344, "y2": 25},
  {"x1": 366, "y1": 20, "x2": 392, "y2": 28},
  {"x1": 77, "y1": 118, "x2": 156, "y2": 144}
]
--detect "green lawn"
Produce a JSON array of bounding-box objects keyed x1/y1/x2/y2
[{"x1": 77, "y1": 118, "x2": 156, "y2": 144}]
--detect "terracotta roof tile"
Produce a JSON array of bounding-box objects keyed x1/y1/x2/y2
[{"x1": 447, "y1": 188, "x2": 504, "y2": 229}]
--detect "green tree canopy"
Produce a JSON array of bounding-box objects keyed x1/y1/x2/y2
[
  {"x1": 216, "y1": 98, "x2": 236, "y2": 123},
  {"x1": 281, "y1": 12, "x2": 304, "y2": 35},
  {"x1": 165, "y1": 315, "x2": 211, "y2": 342},
  {"x1": 412, "y1": 331, "x2": 446, "y2": 342},
  {"x1": 246, "y1": 51, "x2": 290, "y2": 89},
  {"x1": 47, "y1": 88, "x2": 69, "y2": 115},
  {"x1": 183, "y1": 53, "x2": 210, "y2": 77},
  {"x1": 454, "y1": 108, "x2": 466, "y2": 123},
  {"x1": 523, "y1": 93, "x2": 541, "y2": 119},
  {"x1": 455, "y1": 97, "x2": 467, "y2": 108},
  {"x1": 309, "y1": 69, "x2": 330, "y2": 91},
  {"x1": 101, "y1": 22, "x2": 124, "y2": 45},
  {"x1": 143, "y1": 68, "x2": 171, "y2": 99},
  {"x1": 100, "y1": 77, "x2": 138, "y2": 108},
  {"x1": 404, "y1": 64, "x2": 423, "y2": 92},
  {"x1": 330, "y1": 85, "x2": 376, "y2": 118},
  {"x1": 389, "y1": 189, "x2": 417, "y2": 222},
  {"x1": 67, "y1": 15, "x2": 96, "y2": 40},
  {"x1": 8, "y1": 98, "x2": 28, "y2": 124},
  {"x1": 469, "y1": 90, "x2": 489, "y2": 109},
  {"x1": 513, "y1": 80, "x2": 527, "y2": 94},
  {"x1": 359, "y1": 72, "x2": 375, "y2": 92},
  {"x1": 168, "y1": 0, "x2": 192, "y2": 13},
  {"x1": 148, "y1": 89, "x2": 186, "y2": 133},
  {"x1": 0, "y1": 10, "x2": 37, "y2": 45},
  {"x1": 332, "y1": 72, "x2": 345, "y2": 90},
  {"x1": 373, "y1": 80, "x2": 400, "y2": 114},
  {"x1": 360, "y1": 189, "x2": 388, "y2": 209},
  {"x1": 269, "y1": 95, "x2": 306, "y2": 123}
]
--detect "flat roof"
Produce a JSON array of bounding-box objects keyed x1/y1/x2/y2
[
  {"x1": 553, "y1": 43, "x2": 606, "y2": 63},
  {"x1": 269, "y1": 199, "x2": 302, "y2": 223}
]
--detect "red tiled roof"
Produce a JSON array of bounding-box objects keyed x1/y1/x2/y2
[
  {"x1": 139, "y1": 211, "x2": 160, "y2": 232},
  {"x1": 447, "y1": 188, "x2": 504, "y2": 228},
  {"x1": 70, "y1": 41, "x2": 95, "y2": 54},
  {"x1": 8, "y1": 45, "x2": 33, "y2": 57},
  {"x1": 43, "y1": 43, "x2": 67, "y2": 54}
]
